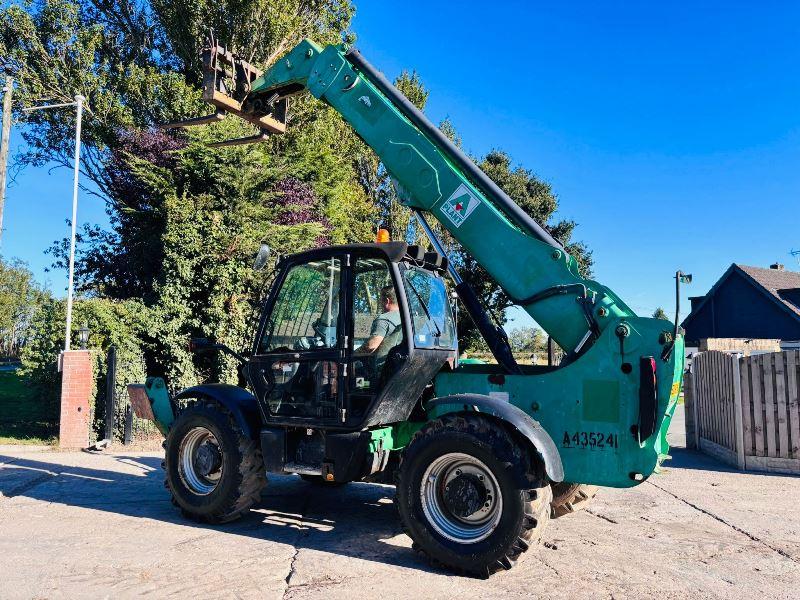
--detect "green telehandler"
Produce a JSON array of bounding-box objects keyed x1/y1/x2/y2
[{"x1": 136, "y1": 39, "x2": 687, "y2": 577}]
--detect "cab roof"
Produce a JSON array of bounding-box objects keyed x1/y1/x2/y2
[{"x1": 282, "y1": 242, "x2": 448, "y2": 272}]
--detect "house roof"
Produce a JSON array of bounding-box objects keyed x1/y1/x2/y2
[
  {"x1": 737, "y1": 264, "x2": 800, "y2": 318},
  {"x1": 682, "y1": 264, "x2": 800, "y2": 328}
]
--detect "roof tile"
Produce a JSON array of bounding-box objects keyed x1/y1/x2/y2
[{"x1": 737, "y1": 264, "x2": 800, "y2": 317}]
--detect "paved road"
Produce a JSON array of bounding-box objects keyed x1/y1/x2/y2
[{"x1": 0, "y1": 406, "x2": 798, "y2": 599}]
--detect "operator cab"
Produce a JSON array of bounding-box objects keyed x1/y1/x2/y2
[{"x1": 245, "y1": 242, "x2": 457, "y2": 430}]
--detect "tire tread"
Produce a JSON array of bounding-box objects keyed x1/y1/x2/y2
[
  {"x1": 550, "y1": 483, "x2": 598, "y2": 518},
  {"x1": 163, "y1": 399, "x2": 266, "y2": 524},
  {"x1": 395, "y1": 413, "x2": 552, "y2": 577}
]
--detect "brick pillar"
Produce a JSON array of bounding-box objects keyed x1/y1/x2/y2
[{"x1": 59, "y1": 350, "x2": 93, "y2": 449}]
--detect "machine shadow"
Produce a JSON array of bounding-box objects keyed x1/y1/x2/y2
[{"x1": 0, "y1": 454, "x2": 445, "y2": 575}]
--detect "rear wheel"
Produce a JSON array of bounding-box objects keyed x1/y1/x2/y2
[
  {"x1": 163, "y1": 400, "x2": 266, "y2": 523},
  {"x1": 550, "y1": 482, "x2": 598, "y2": 518},
  {"x1": 396, "y1": 414, "x2": 551, "y2": 577}
]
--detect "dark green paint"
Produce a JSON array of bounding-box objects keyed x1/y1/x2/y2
[{"x1": 582, "y1": 380, "x2": 621, "y2": 423}]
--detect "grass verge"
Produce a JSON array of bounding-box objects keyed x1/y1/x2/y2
[{"x1": 0, "y1": 369, "x2": 57, "y2": 445}]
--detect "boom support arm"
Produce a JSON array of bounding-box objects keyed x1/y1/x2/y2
[{"x1": 219, "y1": 40, "x2": 638, "y2": 353}]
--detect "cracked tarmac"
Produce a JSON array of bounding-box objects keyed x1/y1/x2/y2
[{"x1": 0, "y1": 406, "x2": 798, "y2": 599}]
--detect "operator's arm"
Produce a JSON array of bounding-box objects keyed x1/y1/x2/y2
[
  {"x1": 355, "y1": 315, "x2": 394, "y2": 354},
  {"x1": 357, "y1": 335, "x2": 383, "y2": 354}
]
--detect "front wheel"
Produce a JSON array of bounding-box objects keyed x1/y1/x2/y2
[
  {"x1": 163, "y1": 400, "x2": 266, "y2": 523},
  {"x1": 396, "y1": 414, "x2": 552, "y2": 577}
]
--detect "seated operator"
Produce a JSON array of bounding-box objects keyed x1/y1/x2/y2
[{"x1": 356, "y1": 285, "x2": 401, "y2": 355}]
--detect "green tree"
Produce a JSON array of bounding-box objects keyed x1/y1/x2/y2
[
  {"x1": 0, "y1": 0, "x2": 354, "y2": 189},
  {"x1": 652, "y1": 307, "x2": 670, "y2": 320},
  {"x1": 19, "y1": 296, "x2": 150, "y2": 438},
  {"x1": 4, "y1": 0, "x2": 373, "y2": 389},
  {"x1": 150, "y1": 0, "x2": 354, "y2": 81},
  {"x1": 508, "y1": 326, "x2": 545, "y2": 354},
  {"x1": 0, "y1": 258, "x2": 46, "y2": 358}
]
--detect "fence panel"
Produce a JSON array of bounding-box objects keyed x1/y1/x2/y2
[
  {"x1": 691, "y1": 351, "x2": 738, "y2": 465},
  {"x1": 739, "y1": 357, "x2": 753, "y2": 456},
  {"x1": 763, "y1": 353, "x2": 777, "y2": 457},
  {"x1": 691, "y1": 350, "x2": 800, "y2": 473},
  {"x1": 737, "y1": 351, "x2": 800, "y2": 474},
  {"x1": 711, "y1": 352, "x2": 720, "y2": 446},
  {"x1": 775, "y1": 353, "x2": 788, "y2": 458},
  {"x1": 698, "y1": 351, "x2": 737, "y2": 451},
  {"x1": 787, "y1": 350, "x2": 800, "y2": 459},
  {"x1": 721, "y1": 352, "x2": 732, "y2": 449},
  {"x1": 751, "y1": 355, "x2": 765, "y2": 457}
]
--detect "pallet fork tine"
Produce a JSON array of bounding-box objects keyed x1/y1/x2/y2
[
  {"x1": 158, "y1": 39, "x2": 287, "y2": 146},
  {"x1": 160, "y1": 109, "x2": 227, "y2": 130}
]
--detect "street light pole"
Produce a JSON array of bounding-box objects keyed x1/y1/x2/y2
[
  {"x1": 64, "y1": 95, "x2": 84, "y2": 351},
  {"x1": 22, "y1": 94, "x2": 87, "y2": 351},
  {"x1": 0, "y1": 75, "x2": 13, "y2": 248}
]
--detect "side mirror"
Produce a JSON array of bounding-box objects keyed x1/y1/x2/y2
[{"x1": 253, "y1": 243, "x2": 271, "y2": 271}]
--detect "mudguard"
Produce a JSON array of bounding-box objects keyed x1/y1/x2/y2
[
  {"x1": 175, "y1": 384, "x2": 262, "y2": 440},
  {"x1": 426, "y1": 394, "x2": 564, "y2": 483}
]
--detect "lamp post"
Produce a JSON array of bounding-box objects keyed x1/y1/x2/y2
[
  {"x1": 22, "y1": 94, "x2": 86, "y2": 351},
  {"x1": 78, "y1": 324, "x2": 90, "y2": 350},
  {"x1": 0, "y1": 75, "x2": 13, "y2": 248}
]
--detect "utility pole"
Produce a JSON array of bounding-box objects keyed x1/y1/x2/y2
[
  {"x1": 63, "y1": 94, "x2": 84, "y2": 351},
  {"x1": 23, "y1": 94, "x2": 87, "y2": 351},
  {"x1": 0, "y1": 75, "x2": 13, "y2": 248}
]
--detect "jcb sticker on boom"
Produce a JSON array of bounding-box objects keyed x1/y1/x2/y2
[
  {"x1": 562, "y1": 431, "x2": 619, "y2": 450},
  {"x1": 440, "y1": 183, "x2": 480, "y2": 228}
]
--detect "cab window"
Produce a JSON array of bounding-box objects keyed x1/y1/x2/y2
[
  {"x1": 402, "y1": 266, "x2": 456, "y2": 349},
  {"x1": 350, "y1": 258, "x2": 406, "y2": 404},
  {"x1": 259, "y1": 258, "x2": 341, "y2": 353}
]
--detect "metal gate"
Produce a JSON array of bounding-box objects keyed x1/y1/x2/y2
[{"x1": 101, "y1": 346, "x2": 159, "y2": 445}]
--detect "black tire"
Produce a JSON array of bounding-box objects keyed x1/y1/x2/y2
[
  {"x1": 550, "y1": 483, "x2": 598, "y2": 518},
  {"x1": 396, "y1": 414, "x2": 552, "y2": 577},
  {"x1": 163, "y1": 399, "x2": 266, "y2": 523},
  {"x1": 299, "y1": 474, "x2": 348, "y2": 487}
]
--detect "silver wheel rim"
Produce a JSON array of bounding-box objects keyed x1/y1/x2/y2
[
  {"x1": 420, "y1": 452, "x2": 503, "y2": 544},
  {"x1": 178, "y1": 427, "x2": 223, "y2": 495}
]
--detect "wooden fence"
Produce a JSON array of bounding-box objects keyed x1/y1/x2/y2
[{"x1": 688, "y1": 350, "x2": 800, "y2": 474}]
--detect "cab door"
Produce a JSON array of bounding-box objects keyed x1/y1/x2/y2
[
  {"x1": 248, "y1": 256, "x2": 344, "y2": 423},
  {"x1": 346, "y1": 256, "x2": 408, "y2": 422}
]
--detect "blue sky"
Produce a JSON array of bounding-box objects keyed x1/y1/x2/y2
[{"x1": 2, "y1": 1, "x2": 799, "y2": 330}]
